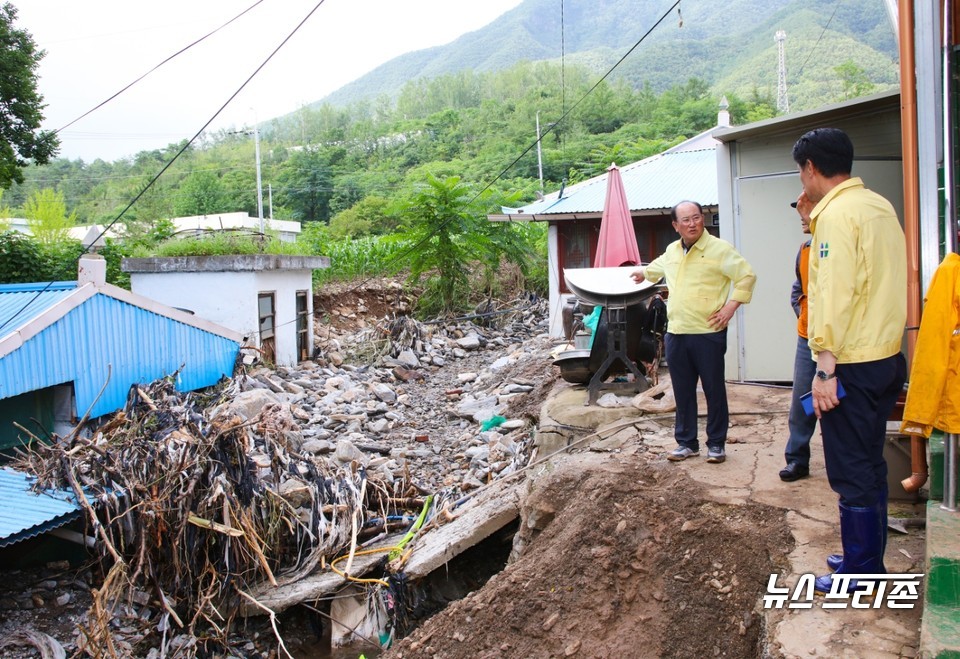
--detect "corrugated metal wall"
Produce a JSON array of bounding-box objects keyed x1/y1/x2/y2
[{"x1": 0, "y1": 293, "x2": 238, "y2": 418}]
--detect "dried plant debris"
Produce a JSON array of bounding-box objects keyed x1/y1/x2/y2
[
  {"x1": 11, "y1": 377, "x2": 452, "y2": 657},
  {"x1": 5, "y1": 293, "x2": 552, "y2": 657}
]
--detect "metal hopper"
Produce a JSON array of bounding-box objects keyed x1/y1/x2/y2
[{"x1": 555, "y1": 266, "x2": 666, "y2": 405}]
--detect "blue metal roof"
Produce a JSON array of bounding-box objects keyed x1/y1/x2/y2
[
  {"x1": 0, "y1": 291, "x2": 239, "y2": 418},
  {"x1": 502, "y1": 148, "x2": 718, "y2": 217},
  {"x1": 0, "y1": 466, "x2": 81, "y2": 548},
  {"x1": 0, "y1": 281, "x2": 240, "y2": 419},
  {"x1": 0, "y1": 281, "x2": 77, "y2": 334}
]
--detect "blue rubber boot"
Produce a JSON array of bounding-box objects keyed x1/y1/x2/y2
[
  {"x1": 814, "y1": 501, "x2": 884, "y2": 595},
  {"x1": 824, "y1": 486, "x2": 888, "y2": 572}
]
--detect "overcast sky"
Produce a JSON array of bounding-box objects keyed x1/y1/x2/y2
[{"x1": 14, "y1": 0, "x2": 523, "y2": 163}]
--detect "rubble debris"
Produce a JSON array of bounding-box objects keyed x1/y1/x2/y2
[{"x1": 4, "y1": 293, "x2": 557, "y2": 657}]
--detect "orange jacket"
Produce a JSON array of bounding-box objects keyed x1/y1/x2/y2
[
  {"x1": 791, "y1": 241, "x2": 811, "y2": 339},
  {"x1": 900, "y1": 253, "x2": 960, "y2": 436}
]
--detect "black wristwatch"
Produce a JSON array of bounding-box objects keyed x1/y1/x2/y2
[{"x1": 815, "y1": 370, "x2": 836, "y2": 381}]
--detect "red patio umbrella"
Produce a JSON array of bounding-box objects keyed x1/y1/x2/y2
[{"x1": 593, "y1": 163, "x2": 642, "y2": 268}]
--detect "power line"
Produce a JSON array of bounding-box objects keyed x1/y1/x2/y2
[
  {"x1": 84, "y1": 0, "x2": 330, "y2": 252},
  {"x1": 794, "y1": 0, "x2": 842, "y2": 80},
  {"x1": 52, "y1": 0, "x2": 266, "y2": 137}
]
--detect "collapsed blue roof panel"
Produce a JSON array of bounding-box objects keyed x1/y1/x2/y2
[{"x1": 0, "y1": 466, "x2": 81, "y2": 548}]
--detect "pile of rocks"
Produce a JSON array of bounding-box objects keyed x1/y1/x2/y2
[
  {"x1": 0, "y1": 296, "x2": 561, "y2": 658},
  {"x1": 230, "y1": 297, "x2": 558, "y2": 496}
]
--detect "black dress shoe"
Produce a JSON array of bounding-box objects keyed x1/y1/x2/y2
[{"x1": 779, "y1": 462, "x2": 810, "y2": 482}]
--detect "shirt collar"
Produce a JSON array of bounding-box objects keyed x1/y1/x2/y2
[
  {"x1": 809, "y1": 177, "x2": 863, "y2": 234},
  {"x1": 683, "y1": 230, "x2": 710, "y2": 252}
]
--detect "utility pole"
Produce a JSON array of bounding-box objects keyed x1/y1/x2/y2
[
  {"x1": 253, "y1": 123, "x2": 264, "y2": 234},
  {"x1": 536, "y1": 111, "x2": 544, "y2": 194},
  {"x1": 776, "y1": 30, "x2": 789, "y2": 114}
]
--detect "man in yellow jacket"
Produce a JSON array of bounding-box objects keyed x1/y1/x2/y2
[
  {"x1": 792, "y1": 127, "x2": 907, "y2": 595},
  {"x1": 631, "y1": 200, "x2": 756, "y2": 465}
]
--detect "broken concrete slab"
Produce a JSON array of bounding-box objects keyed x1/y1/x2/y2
[{"x1": 402, "y1": 476, "x2": 522, "y2": 579}]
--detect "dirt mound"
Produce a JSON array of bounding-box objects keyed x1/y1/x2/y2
[
  {"x1": 384, "y1": 450, "x2": 793, "y2": 659},
  {"x1": 314, "y1": 281, "x2": 407, "y2": 334}
]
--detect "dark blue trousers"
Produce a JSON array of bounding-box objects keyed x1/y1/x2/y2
[
  {"x1": 820, "y1": 354, "x2": 907, "y2": 507},
  {"x1": 665, "y1": 331, "x2": 728, "y2": 452}
]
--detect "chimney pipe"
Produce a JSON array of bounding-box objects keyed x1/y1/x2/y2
[
  {"x1": 78, "y1": 254, "x2": 106, "y2": 287},
  {"x1": 717, "y1": 96, "x2": 731, "y2": 128}
]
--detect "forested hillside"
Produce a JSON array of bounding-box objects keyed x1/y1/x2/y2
[{"x1": 5, "y1": 63, "x2": 781, "y2": 229}]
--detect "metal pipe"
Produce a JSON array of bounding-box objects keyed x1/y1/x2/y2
[
  {"x1": 900, "y1": 0, "x2": 922, "y2": 364},
  {"x1": 900, "y1": 434, "x2": 928, "y2": 492},
  {"x1": 883, "y1": 0, "x2": 900, "y2": 44},
  {"x1": 942, "y1": 433, "x2": 959, "y2": 512},
  {"x1": 50, "y1": 528, "x2": 96, "y2": 547},
  {"x1": 536, "y1": 111, "x2": 544, "y2": 194},
  {"x1": 254, "y1": 123, "x2": 265, "y2": 235},
  {"x1": 915, "y1": 0, "x2": 944, "y2": 291}
]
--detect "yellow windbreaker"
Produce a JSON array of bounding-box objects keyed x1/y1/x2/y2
[
  {"x1": 807, "y1": 177, "x2": 906, "y2": 363},
  {"x1": 643, "y1": 231, "x2": 756, "y2": 334}
]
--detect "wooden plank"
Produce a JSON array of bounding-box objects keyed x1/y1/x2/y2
[{"x1": 240, "y1": 533, "x2": 404, "y2": 615}]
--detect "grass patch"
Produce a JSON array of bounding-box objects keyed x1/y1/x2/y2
[{"x1": 130, "y1": 231, "x2": 310, "y2": 258}]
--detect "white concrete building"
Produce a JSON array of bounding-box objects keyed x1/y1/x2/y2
[{"x1": 123, "y1": 254, "x2": 329, "y2": 367}]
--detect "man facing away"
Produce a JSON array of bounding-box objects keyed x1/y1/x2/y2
[
  {"x1": 630, "y1": 201, "x2": 756, "y2": 464},
  {"x1": 780, "y1": 195, "x2": 817, "y2": 482},
  {"x1": 792, "y1": 127, "x2": 907, "y2": 594}
]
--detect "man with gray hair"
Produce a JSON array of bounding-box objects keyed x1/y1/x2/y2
[{"x1": 631, "y1": 200, "x2": 756, "y2": 465}]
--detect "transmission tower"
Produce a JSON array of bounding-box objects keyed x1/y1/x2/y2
[{"x1": 776, "y1": 30, "x2": 789, "y2": 113}]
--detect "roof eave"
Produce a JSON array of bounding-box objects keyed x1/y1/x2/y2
[{"x1": 714, "y1": 89, "x2": 901, "y2": 143}]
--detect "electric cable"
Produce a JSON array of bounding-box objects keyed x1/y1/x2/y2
[
  {"x1": 83, "y1": 0, "x2": 329, "y2": 253},
  {"x1": 51, "y1": 0, "x2": 267, "y2": 138},
  {"x1": 794, "y1": 0, "x2": 843, "y2": 79},
  {"x1": 0, "y1": 281, "x2": 57, "y2": 335}
]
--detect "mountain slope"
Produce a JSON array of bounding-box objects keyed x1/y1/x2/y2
[{"x1": 313, "y1": 0, "x2": 898, "y2": 113}]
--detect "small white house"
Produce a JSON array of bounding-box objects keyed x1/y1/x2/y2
[
  {"x1": 714, "y1": 91, "x2": 904, "y2": 382},
  {"x1": 123, "y1": 254, "x2": 329, "y2": 366},
  {"x1": 491, "y1": 130, "x2": 723, "y2": 338},
  {"x1": 8, "y1": 213, "x2": 300, "y2": 246}
]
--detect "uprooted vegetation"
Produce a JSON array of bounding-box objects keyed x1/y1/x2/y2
[
  {"x1": 3, "y1": 290, "x2": 551, "y2": 657},
  {"x1": 1, "y1": 283, "x2": 798, "y2": 659},
  {"x1": 10, "y1": 376, "x2": 478, "y2": 657}
]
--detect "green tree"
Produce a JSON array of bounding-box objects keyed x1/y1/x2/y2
[
  {"x1": 0, "y1": 3, "x2": 58, "y2": 189},
  {"x1": 276, "y1": 147, "x2": 333, "y2": 223},
  {"x1": 401, "y1": 174, "x2": 532, "y2": 316},
  {"x1": 0, "y1": 230, "x2": 44, "y2": 282},
  {"x1": 328, "y1": 195, "x2": 396, "y2": 239},
  {"x1": 23, "y1": 187, "x2": 74, "y2": 244},
  {"x1": 0, "y1": 188, "x2": 10, "y2": 231},
  {"x1": 173, "y1": 170, "x2": 228, "y2": 217},
  {"x1": 835, "y1": 61, "x2": 876, "y2": 101}
]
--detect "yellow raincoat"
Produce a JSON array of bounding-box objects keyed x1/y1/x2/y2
[{"x1": 900, "y1": 252, "x2": 960, "y2": 436}]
